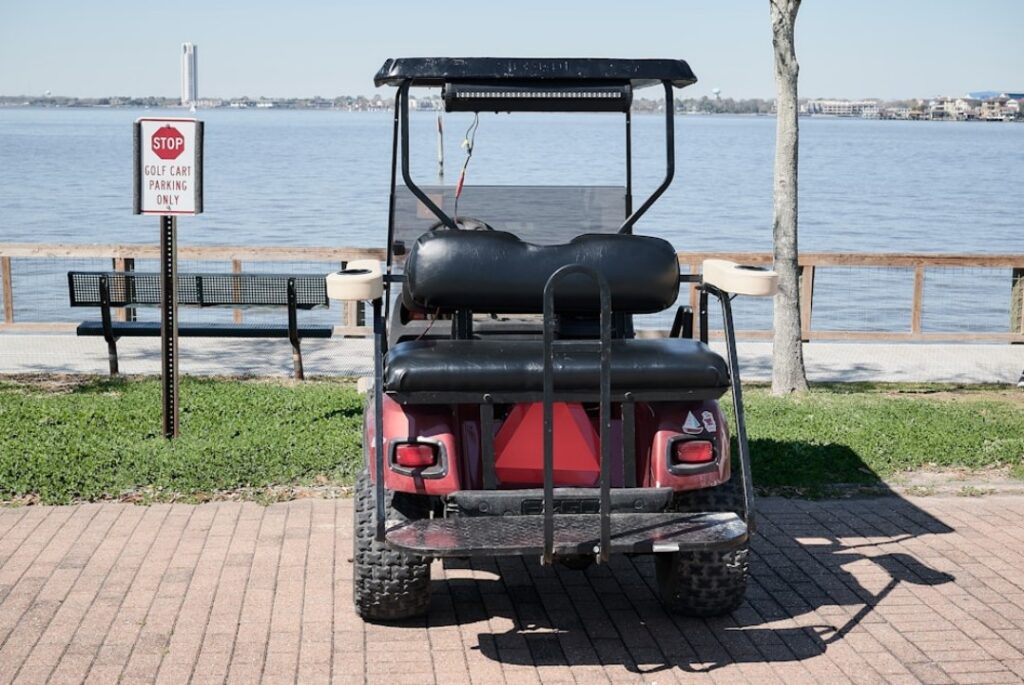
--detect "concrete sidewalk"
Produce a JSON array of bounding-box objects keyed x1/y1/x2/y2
[
  {"x1": 1, "y1": 333, "x2": 1022, "y2": 383},
  {"x1": 1, "y1": 496, "x2": 1023, "y2": 684}
]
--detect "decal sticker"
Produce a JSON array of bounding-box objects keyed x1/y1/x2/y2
[
  {"x1": 682, "y1": 411, "x2": 703, "y2": 435},
  {"x1": 701, "y1": 411, "x2": 717, "y2": 433}
]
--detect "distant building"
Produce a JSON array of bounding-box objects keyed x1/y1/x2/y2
[
  {"x1": 979, "y1": 94, "x2": 1022, "y2": 121},
  {"x1": 930, "y1": 92, "x2": 1023, "y2": 121},
  {"x1": 946, "y1": 97, "x2": 981, "y2": 120},
  {"x1": 180, "y1": 43, "x2": 198, "y2": 107},
  {"x1": 409, "y1": 96, "x2": 439, "y2": 111},
  {"x1": 803, "y1": 99, "x2": 879, "y2": 117}
]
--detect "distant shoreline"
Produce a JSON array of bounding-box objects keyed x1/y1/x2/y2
[
  {"x1": 3, "y1": 93, "x2": 1022, "y2": 123},
  {"x1": 3, "y1": 104, "x2": 1022, "y2": 124}
]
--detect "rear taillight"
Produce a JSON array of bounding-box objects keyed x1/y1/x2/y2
[
  {"x1": 395, "y1": 443, "x2": 438, "y2": 468},
  {"x1": 672, "y1": 440, "x2": 714, "y2": 465}
]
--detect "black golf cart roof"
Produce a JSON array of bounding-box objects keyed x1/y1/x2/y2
[{"x1": 374, "y1": 57, "x2": 697, "y2": 89}]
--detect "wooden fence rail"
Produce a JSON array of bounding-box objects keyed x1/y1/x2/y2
[{"x1": 2, "y1": 243, "x2": 1023, "y2": 343}]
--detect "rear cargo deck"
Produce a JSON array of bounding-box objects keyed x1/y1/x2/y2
[{"x1": 385, "y1": 511, "x2": 747, "y2": 557}]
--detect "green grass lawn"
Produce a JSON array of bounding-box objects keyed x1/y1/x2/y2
[
  {"x1": 739, "y1": 384, "x2": 1024, "y2": 492},
  {"x1": 0, "y1": 376, "x2": 363, "y2": 504},
  {"x1": 0, "y1": 376, "x2": 1021, "y2": 503}
]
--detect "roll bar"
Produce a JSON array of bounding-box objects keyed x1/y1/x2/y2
[{"x1": 392, "y1": 79, "x2": 677, "y2": 236}]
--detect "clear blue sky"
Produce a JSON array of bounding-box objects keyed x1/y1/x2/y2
[{"x1": 2, "y1": 0, "x2": 1022, "y2": 100}]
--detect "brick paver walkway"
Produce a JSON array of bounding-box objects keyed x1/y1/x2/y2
[{"x1": 1, "y1": 496, "x2": 1023, "y2": 684}]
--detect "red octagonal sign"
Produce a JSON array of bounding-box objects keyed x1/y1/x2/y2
[{"x1": 151, "y1": 125, "x2": 186, "y2": 160}]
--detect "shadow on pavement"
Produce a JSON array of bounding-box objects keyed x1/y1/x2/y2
[{"x1": 386, "y1": 442, "x2": 957, "y2": 675}]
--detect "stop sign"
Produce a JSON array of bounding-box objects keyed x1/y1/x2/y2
[{"x1": 151, "y1": 125, "x2": 186, "y2": 160}]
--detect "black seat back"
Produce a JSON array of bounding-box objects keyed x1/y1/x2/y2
[{"x1": 402, "y1": 231, "x2": 679, "y2": 314}]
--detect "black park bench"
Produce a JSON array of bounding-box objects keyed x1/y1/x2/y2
[{"x1": 67, "y1": 271, "x2": 333, "y2": 379}]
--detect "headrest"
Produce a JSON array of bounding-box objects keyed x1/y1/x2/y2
[{"x1": 403, "y1": 231, "x2": 679, "y2": 314}]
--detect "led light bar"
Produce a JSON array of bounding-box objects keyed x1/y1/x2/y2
[{"x1": 443, "y1": 83, "x2": 632, "y2": 113}]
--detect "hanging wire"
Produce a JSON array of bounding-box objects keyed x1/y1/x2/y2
[{"x1": 453, "y1": 113, "x2": 480, "y2": 223}]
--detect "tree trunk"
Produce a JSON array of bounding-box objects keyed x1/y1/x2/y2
[{"x1": 770, "y1": 0, "x2": 809, "y2": 395}]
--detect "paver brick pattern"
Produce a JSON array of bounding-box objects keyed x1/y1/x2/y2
[{"x1": 1, "y1": 495, "x2": 1023, "y2": 684}]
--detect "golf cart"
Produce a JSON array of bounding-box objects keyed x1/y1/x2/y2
[{"x1": 328, "y1": 58, "x2": 778, "y2": 621}]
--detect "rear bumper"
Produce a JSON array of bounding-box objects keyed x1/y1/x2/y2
[
  {"x1": 384, "y1": 487, "x2": 747, "y2": 558},
  {"x1": 386, "y1": 511, "x2": 747, "y2": 557}
]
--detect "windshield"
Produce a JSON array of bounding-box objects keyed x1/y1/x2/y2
[{"x1": 390, "y1": 185, "x2": 626, "y2": 266}]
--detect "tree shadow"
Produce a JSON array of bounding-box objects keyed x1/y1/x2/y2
[{"x1": 383, "y1": 442, "x2": 956, "y2": 675}]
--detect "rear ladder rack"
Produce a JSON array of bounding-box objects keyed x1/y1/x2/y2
[{"x1": 542, "y1": 265, "x2": 613, "y2": 564}]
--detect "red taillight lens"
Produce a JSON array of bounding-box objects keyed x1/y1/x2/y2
[
  {"x1": 395, "y1": 443, "x2": 438, "y2": 468},
  {"x1": 672, "y1": 440, "x2": 714, "y2": 465}
]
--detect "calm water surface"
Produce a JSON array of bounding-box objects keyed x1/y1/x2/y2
[{"x1": 1, "y1": 108, "x2": 1021, "y2": 330}]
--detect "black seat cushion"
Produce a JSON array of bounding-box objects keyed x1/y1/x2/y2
[
  {"x1": 384, "y1": 339, "x2": 729, "y2": 395},
  {"x1": 402, "y1": 231, "x2": 679, "y2": 315}
]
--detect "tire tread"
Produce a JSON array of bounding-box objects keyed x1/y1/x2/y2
[{"x1": 352, "y1": 469, "x2": 431, "y2": 621}]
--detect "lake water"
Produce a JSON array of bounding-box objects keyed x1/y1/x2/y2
[{"x1": 1, "y1": 108, "x2": 1022, "y2": 332}]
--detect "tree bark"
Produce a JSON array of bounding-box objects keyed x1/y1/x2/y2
[{"x1": 770, "y1": 0, "x2": 809, "y2": 394}]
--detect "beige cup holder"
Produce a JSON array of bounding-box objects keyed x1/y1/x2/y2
[
  {"x1": 702, "y1": 259, "x2": 779, "y2": 297},
  {"x1": 326, "y1": 260, "x2": 383, "y2": 301}
]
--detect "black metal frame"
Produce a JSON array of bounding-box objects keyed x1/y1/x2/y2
[
  {"x1": 390, "y1": 79, "x2": 678, "y2": 240},
  {"x1": 705, "y1": 284, "x2": 756, "y2": 532},
  {"x1": 618, "y1": 82, "x2": 674, "y2": 234},
  {"x1": 542, "y1": 265, "x2": 612, "y2": 565},
  {"x1": 669, "y1": 305, "x2": 694, "y2": 339},
  {"x1": 372, "y1": 298, "x2": 386, "y2": 541},
  {"x1": 387, "y1": 387, "x2": 725, "y2": 405}
]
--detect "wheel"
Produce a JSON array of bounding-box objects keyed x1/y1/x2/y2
[
  {"x1": 655, "y1": 462, "x2": 750, "y2": 616},
  {"x1": 352, "y1": 468, "x2": 432, "y2": 621}
]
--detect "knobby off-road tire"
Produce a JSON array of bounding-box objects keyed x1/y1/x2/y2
[
  {"x1": 352, "y1": 469, "x2": 432, "y2": 621},
  {"x1": 655, "y1": 464, "x2": 750, "y2": 617}
]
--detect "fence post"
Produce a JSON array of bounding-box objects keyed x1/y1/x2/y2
[
  {"x1": 911, "y1": 265, "x2": 925, "y2": 336},
  {"x1": 1, "y1": 256, "x2": 12, "y2": 324},
  {"x1": 799, "y1": 264, "x2": 815, "y2": 341},
  {"x1": 1012, "y1": 268, "x2": 1024, "y2": 336}
]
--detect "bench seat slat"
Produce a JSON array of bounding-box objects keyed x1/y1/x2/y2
[{"x1": 76, "y1": 321, "x2": 333, "y2": 339}]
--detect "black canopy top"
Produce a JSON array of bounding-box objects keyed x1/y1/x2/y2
[{"x1": 374, "y1": 57, "x2": 697, "y2": 89}]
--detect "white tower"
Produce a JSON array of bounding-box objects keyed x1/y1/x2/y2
[{"x1": 180, "y1": 43, "x2": 198, "y2": 107}]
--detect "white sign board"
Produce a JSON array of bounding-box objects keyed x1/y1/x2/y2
[{"x1": 134, "y1": 117, "x2": 203, "y2": 215}]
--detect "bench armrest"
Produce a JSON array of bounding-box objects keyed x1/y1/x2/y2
[
  {"x1": 326, "y1": 260, "x2": 383, "y2": 301},
  {"x1": 702, "y1": 259, "x2": 778, "y2": 297}
]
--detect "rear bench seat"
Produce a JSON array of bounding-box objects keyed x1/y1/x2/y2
[
  {"x1": 386, "y1": 230, "x2": 729, "y2": 398},
  {"x1": 385, "y1": 338, "x2": 728, "y2": 394}
]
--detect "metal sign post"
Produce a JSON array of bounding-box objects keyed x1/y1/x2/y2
[
  {"x1": 134, "y1": 117, "x2": 203, "y2": 439},
  {"x1": 160, "y1": 215, "x2": 179, "y2": 437}
]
